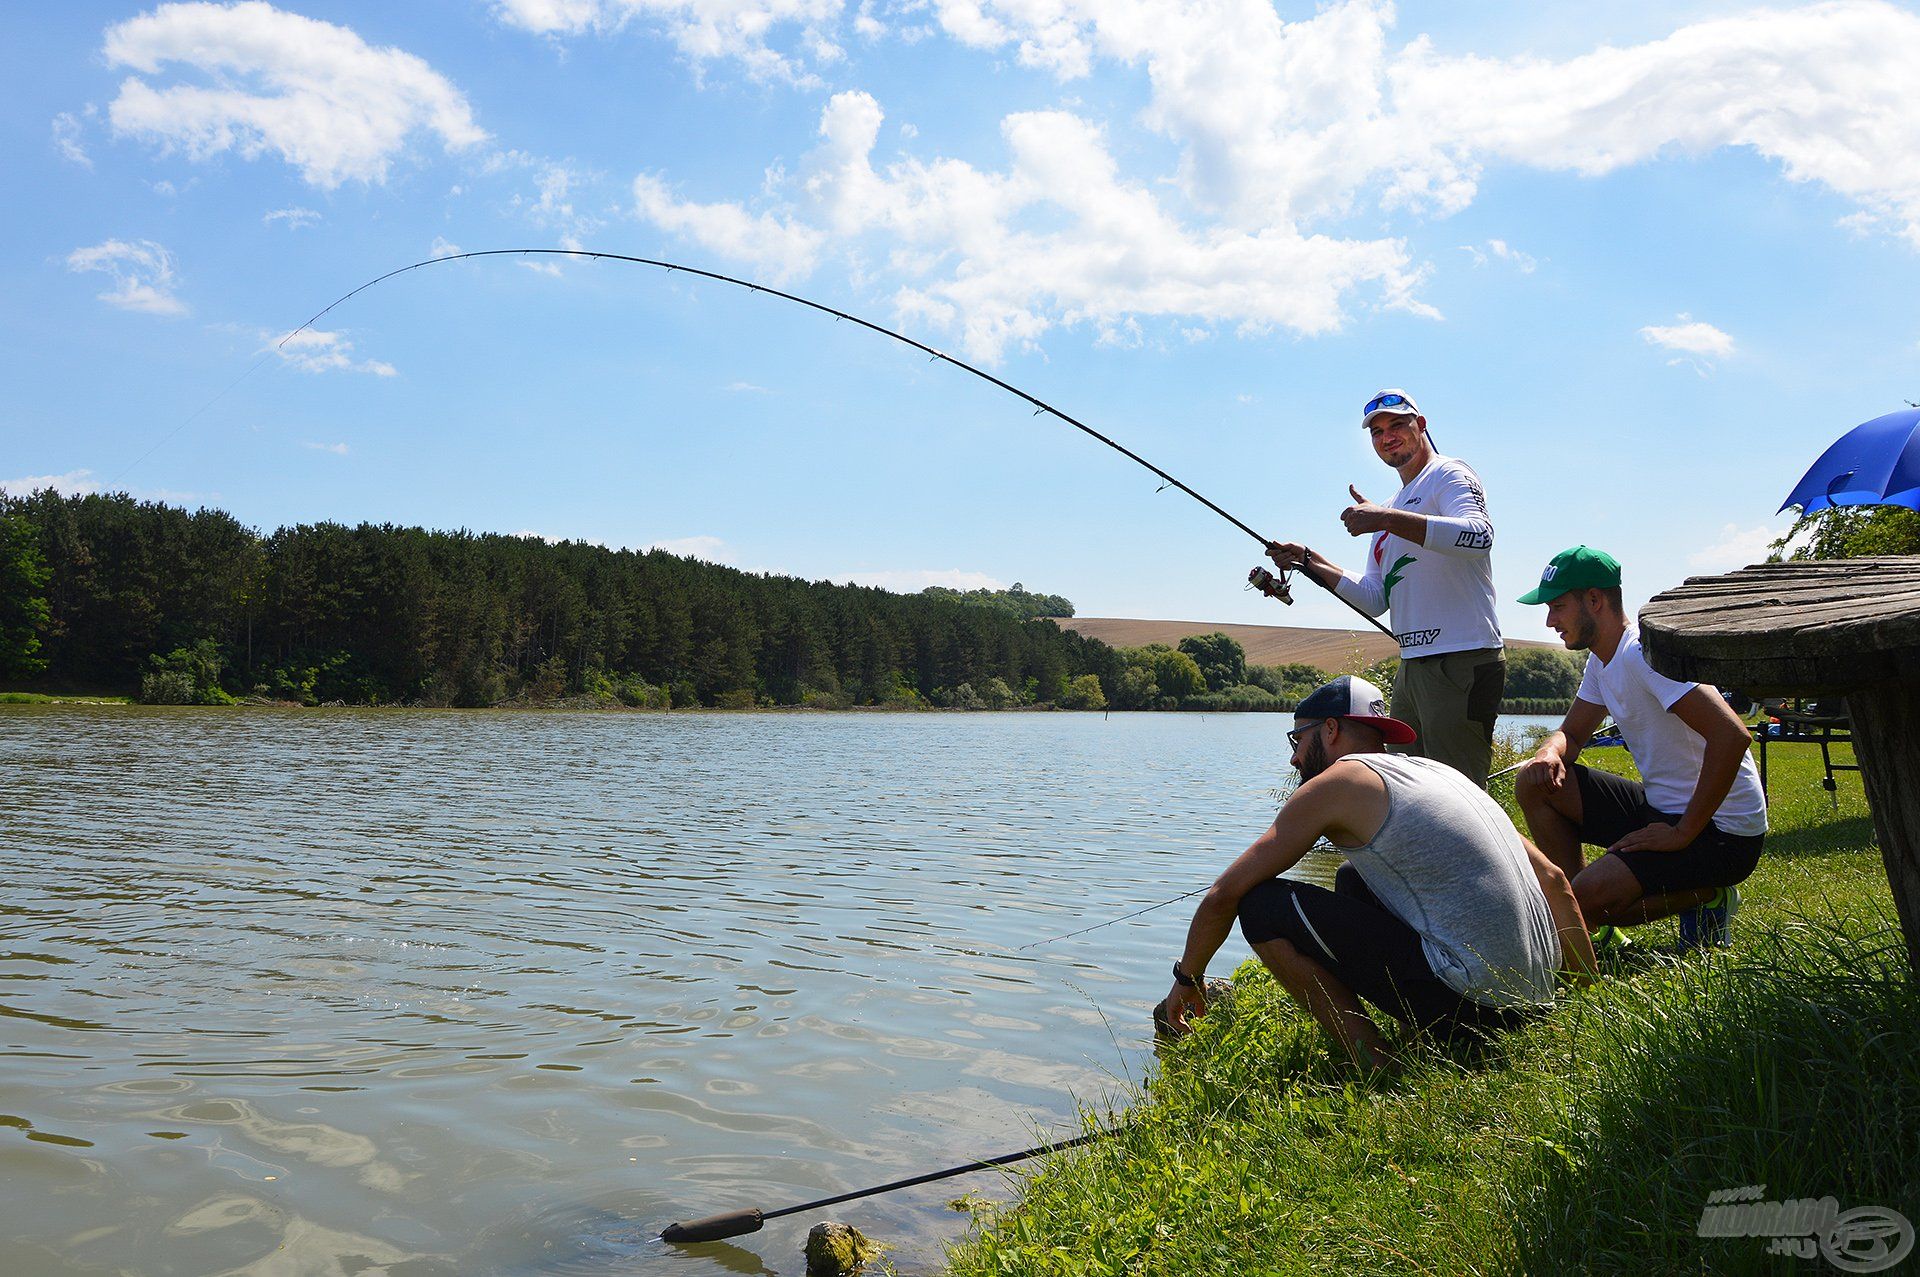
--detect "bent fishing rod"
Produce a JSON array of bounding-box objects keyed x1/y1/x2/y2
[
  {"x1": 660, "y1": 1128, "x2": 1110, "y2": 1244},
  {"x1": 286, "y1": 248, "x2": 1394, "y2": 641}
]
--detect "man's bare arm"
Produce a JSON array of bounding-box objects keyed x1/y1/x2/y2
[
  {"x1": 1522, "y1": 836, "x2": 1597, "y2": 985},
  {"x1": 1163, "y1": 766, "x2": 1375, "y2": 1031},
  {"x1": 1521, "y1": 696, "x2": 1606, "y2": 793},
  {"x1": 1669, "y1": 686, "x2": 1756, "y2": 842}
]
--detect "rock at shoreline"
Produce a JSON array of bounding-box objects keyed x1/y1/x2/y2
[
  {"x1": 1153, "y1": 977, "x2": 1235, "y2": 1042},
  {"x1": 805, "y1": 1221, "x2": 880, "y2": 1276}
]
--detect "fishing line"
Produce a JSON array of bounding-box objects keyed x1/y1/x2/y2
[
  {"x1": 1017, "y1": 725, "x2": 1620, "y2": 952},
  {"x1": 1015, "y1": 886, "x2": 1210, "y2": 951},
  {"x1": 105, "y1": 347, "x2": 286, "y2": 488},
  {"x1": 283, "y1": 248, "x2": 1396, "y2": 640}
]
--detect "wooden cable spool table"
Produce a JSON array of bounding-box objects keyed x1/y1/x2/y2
[{"x1": 1639, "y1": 557, "x2": 1920, "y2": 969}]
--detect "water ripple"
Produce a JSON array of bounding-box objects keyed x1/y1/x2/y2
[{"x1": 0, "y1": 705, "x2": 1451, "y2": 1274}]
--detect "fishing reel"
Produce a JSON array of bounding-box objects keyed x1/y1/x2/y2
[{"x1": 1247, "y1": 565, "x2": 1294, "y2": 606}]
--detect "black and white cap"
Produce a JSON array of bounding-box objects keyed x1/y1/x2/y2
[{"x1": 1293, "y1": 675, "x2": 1418, "y2": 745}]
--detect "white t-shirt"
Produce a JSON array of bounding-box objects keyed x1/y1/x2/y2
[
  {"x1": 1332, "y1": 455, "x2": 1503, "y2": 660},
  {"x1": 1574, "y1": 626, "x2": 1768, "y2": 837}
]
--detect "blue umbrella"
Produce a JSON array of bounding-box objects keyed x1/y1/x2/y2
[{"x1": 1779, "y1": 408, "x2": 1920, "y2": 514}]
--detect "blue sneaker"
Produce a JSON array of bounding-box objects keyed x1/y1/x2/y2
[{"x1": 1680, "y1": 887, "x2": 1739, "y2": 949}]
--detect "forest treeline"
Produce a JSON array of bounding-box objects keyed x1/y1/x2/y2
[
  {"x1": 0, "y1": 491, "x2": 1121, "y2": 708},
  {"x1": 0, "y1": 490, "x2": 1589, "y2": 712}
]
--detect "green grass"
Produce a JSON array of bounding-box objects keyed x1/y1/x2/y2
[
  {"x1": 0, "y1": 691, "x2": 132, "y2": 704},
  {"x1": 946, "y1": 746, "x2": 1918, "y2": 1275}
]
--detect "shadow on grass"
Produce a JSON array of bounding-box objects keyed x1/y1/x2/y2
[
  {"x1": 1509, "y1": 917, "x2": 1919, "y2": 1275},
  {"x1": 1761, "y1": 814, "x2": 1880, "y2": 860}
]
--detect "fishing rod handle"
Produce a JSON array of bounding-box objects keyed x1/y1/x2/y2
[{"x1": 660, "y1": 1207, "x2": 764, "y2": 1243}]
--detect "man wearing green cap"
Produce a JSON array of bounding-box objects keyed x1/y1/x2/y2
[{"x1": 1514, "y1": 547, "x2": 1767, "y2": 947}]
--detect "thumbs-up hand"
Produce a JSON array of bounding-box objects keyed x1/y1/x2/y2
[{"x1": 1341, "y1": 485, "x2": 1392, "y2": 536}]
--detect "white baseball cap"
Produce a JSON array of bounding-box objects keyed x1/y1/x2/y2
[
  {"x1": 1293, "y1": 675, "x2": 1418, "y2": 745},
  {"x1": 1361, "y1": 389, "x2": 1421, "y2": 428}
]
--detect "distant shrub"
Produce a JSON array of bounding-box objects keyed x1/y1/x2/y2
[
  {"x1": 139, "y1": 639, "x2": 234, "y2": 706},
  {"x1": 1062, "y1": 673, "x2": 1108, "y2": 710}
]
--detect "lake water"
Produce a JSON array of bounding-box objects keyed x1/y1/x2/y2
[{"x1": 0, "y1": 707, "x2": 1558, "y2": 1276}]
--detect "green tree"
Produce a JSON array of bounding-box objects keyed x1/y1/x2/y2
[
  {"x1": 4, "y1": 492, "x2": 1123, "y2": 708},
  {"x1": 1505, "y1": 647, "x2": 1583, "y2": 699},
  {"x1": 1061, "y1": 672, "x2": 1107, "y2": 710},
  {"x1": 1152, "y1": 648, "x2": 1206, "y2": 700},
  {"x1": 1178, "y1": 632, "x2": 1246, "y2": 692},
  {"x1": 919, "y1": 581, "x2": 1075, "y2": 620},
  {"x1": 1773, "y1": 506, "x2": 1920, "y2": 560},
  {"x1": 1245, "y1": 662, "x2": 1329, "y2": 702},
  {"x1": 139, "y1": 638, "x2": 234, "y2": 705},
  {"x1": 0, "y1": 512, "x2": 50, "y2": 679},
  {"x1": 1113, "y1": 665, "x2": 1158, "y2": 709}
]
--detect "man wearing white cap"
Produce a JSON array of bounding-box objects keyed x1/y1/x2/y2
[
  {"x1": 1157, "y1": 676, "x2": 1593, "y2": 1072},
  {"x1": 1269, "y1": 389, "x2": 1505, "y2": 787}
]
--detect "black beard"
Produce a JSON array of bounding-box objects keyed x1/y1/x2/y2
[
  {"x1": 1296, "y1": 731, "x2": 1332, "y2": 782},
  {"x1": 1566, "y1": 607, "x2": 1598, "y2": 651}
]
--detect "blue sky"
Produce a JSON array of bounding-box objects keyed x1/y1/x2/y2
[{"x1": 6, "y1": 0, "x2": 1919, "y2": 642}]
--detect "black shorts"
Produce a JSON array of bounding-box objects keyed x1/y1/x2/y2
[
  {"x1": 1237, "y1": 865, "x2": 1523, "y2": 1042},
  {"x1": 1572, "y1": 764, "x2": 1764, "y2": 895}
]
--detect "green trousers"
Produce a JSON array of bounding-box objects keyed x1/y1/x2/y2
[{"x1": 1390, "y1": 647, "x2": 1506, "y2": 788}]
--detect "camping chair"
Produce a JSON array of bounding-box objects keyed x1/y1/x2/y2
[{"x1": 1751, "y1": 698, "x2": 1858, "y2": 799}]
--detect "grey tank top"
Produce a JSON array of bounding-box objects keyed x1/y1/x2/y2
[{"x1": 1342, "y1": 754, "x2": 1560, "y2": 1007}]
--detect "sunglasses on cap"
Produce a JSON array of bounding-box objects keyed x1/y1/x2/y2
[{"x1": 1364, "y1": 392, "x2": 1413, "y2": 417}]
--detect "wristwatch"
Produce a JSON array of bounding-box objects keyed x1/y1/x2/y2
[{"x1": 1172, "y1": 961, "x2": 1199, "y2": 989}]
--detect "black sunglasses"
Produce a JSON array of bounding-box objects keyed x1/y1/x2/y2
[{"x1": 1286, "y1": 719, "x2": 1327, "y2": 748}]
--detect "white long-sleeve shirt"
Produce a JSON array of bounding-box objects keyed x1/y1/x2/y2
[{"x1": 1334, "y1": 454, "x2": 1503, "y2": 659}]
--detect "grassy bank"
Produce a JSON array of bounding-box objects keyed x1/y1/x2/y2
[
  {"x1": 947, "y1": 747, "x2": 1918, "y2": 1275},
  {"x1": 0, "y1": 691, "x2": 132, "y2": 704}
]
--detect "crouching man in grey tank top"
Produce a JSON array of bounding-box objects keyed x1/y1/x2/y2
[{"x1": 1158, "y1": 676, "x2": 1597, "y2": 1073}]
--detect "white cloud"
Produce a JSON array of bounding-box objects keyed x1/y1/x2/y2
[
  {"x1": 1641, "y1": 314, "x2": 1736, "y2": 359},
  {"x1": 1460, "y1": 239, "x2": 1536, "y2": 273},
  {"x1": 0, "y1": 470, "x2": 104, "y2": 498},
  {"x1": 633, "y1": 173, "x2": 824, "y2": 282},
  {"x1": 605, "y1": 1, "x2": 1920, "y2": 361},
  {"x1": 67, "y1": 238, "x2": 188, "y2": 315},
  {"x1": 514, "y1": 529, "x2": 612, "y2": 548},
  {"x1": 641, "y1": 90, "x2": 1424, "y2": 361},
  {"x1": 1689, "y1": 523, "x2": 1781, "y2": 572},
  {"x1": 0, "y1": 469, "x2": 206, "y2": 504},
  {"x1": 920, "y1": 1, "x2": 1920, "y2": 244},
  {"x1": 103, "y1": 1, "x2": 486, "y2": 189},
  {"x1": 491, "y1": 0, "x2": 843, "y2": 83},
  {"x1": 52, "y1": 112, "x2": 92, "y2": 168},
  {"x1": 532, "y1": 162, "x2": 577, "y2": 220},
  {"x1": 645, "y1": 534, "x2": 732, "y2": 561},
  {"x1": 263, "y1": 206, "x2": 320, "y2": 229},
  {"x1": 302, "y1": 440, "x2": 350, "y2": 455},
  {"x1": 835, "y1": 567, "x2": 1006, "y2": 592},
  {"x1": 725, "y1": 381, "x2": 771, "y2": 393},
  {"x1": 267, "y1": 327, "x2": 397, "y2": 376}
]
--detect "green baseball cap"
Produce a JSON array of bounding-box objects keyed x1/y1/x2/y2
[{"x1": 1517, "y1": 545, "x2": 1622, "y2": 604}]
